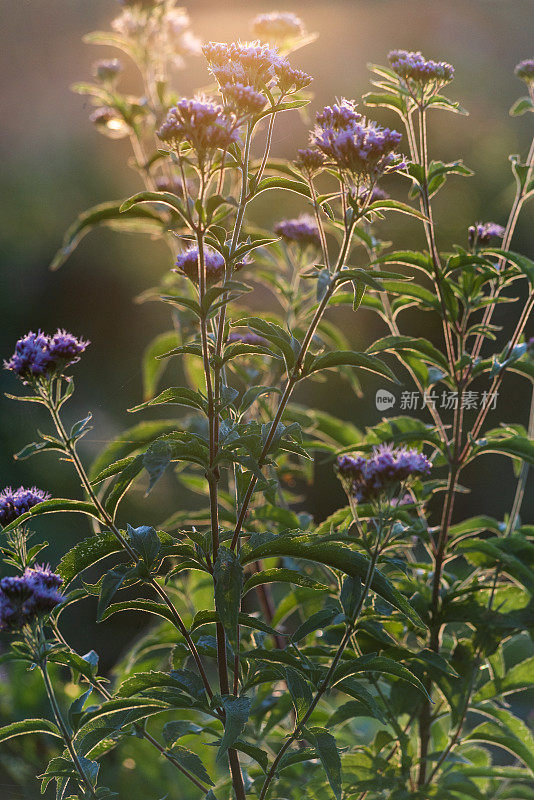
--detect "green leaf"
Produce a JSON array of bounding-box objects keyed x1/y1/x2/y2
[
  {"x1": 474, "y1": 656, "x2": 534, "y2": 702},
  {"x1": 129, "y1": 387, "x2": 207, "y2": 415},
  {"x1": 243, "y1": 568, "x2": 328, "y2": 595},
  {"x1": 58, "y1": 533, "x2": 121, "y2": 585},
  {"x1": 303, "y1": 350, "x2": 397, "y2": 383},
  {"x1": 242, "y1": 534, "x2": 425, "y2": 630},
  {"x1": 162, "y1": 721, "x2": 206, "y2": 745},
  {"x1": 100, "y1": 599, "x2": 176, "y2": 625},
  {"x1": 292, "y1": 607, "x2": 340, "y2": 642},
  {"x1": 142, "y1": 331, "x2": 178, "y2": 400},
  {"x1": 367, "y1": 335, "x2": 449, "y2": 371},
  {"x1": 253, "y1": 176, "x2": 311, "y2": 200},
  {"x1": 466, "y1": 705, "x2": 534, "y2": 772},
  {"x1": 216, "y1": 696, "x2": 251, "y2": 764},
  {"x1": 127, "y1": 524, "x2": 161, "y2": 574},
  {"x1": 214, "y1": 547, "x2": 243, "y2": 649},
  {"x1": 308, "y1": 727, "x2": 342, "y2": 800},
  {"x1": 97, "y1": 566, "x2": 130, "y2": 622},
  {"x1": 367, "y1": 198, "x2": 428, "y2": 221},
  {"x1": 510, "y1": 96, "x2": 534, "y2": 116},
  {"x1": 285, "y1": 667, "x2": 313, "y2": 722},
  {"x1": 190, "y1": 610, "x2": 283, "y2": 639},
  {"x1": 0, "y1": 718, "x2": 61, "y2": 742},
  {"x1": 50, "y1": 200, "x2": 166, "y2": 271},
  {"x1": 74, "y1": 698, "x2": 169, "y2": 757},
  {"x1": 119, "y1": 190, "x2": 190, "y2": 225},
  {"x1": 0, "y1": 499, "x2": 100, "y2": 533},
  {"x1": 167, "y1": 745, "x2": 214, "y2": 786},
  {"x1": 340, "y1": 575, "x2": 363, "y2": 620},
  {"x1": 89, "y1": 420, "x2": 179, "y2": 482},
  {"x1": 332, "y1": 655, "x2": 431, "y2": 700}
]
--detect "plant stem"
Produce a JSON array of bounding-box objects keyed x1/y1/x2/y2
[
  {"x1": 43, "y1": 388, "x2": 214, "y2": 703},
  {"x1": 258, "y1": 534, "x2": 382, "y2": 800},
  {"x1": 41, "y1": 661, "x2": 98, "y2": 798},
  {"x1": 230, "y1": 220, "x2": 357, "y2": 551}
]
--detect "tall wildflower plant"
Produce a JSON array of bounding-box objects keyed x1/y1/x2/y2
[{"x1": 1, "y1": 1, "x2": 534, "y2": 798}]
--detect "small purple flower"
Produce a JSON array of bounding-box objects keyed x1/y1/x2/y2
[
  {"x1": 0, "y1": 486, "x2": 51, "y2": 528},
  {"x1": 311, "y1": 102, "x2": 403, "y2": 183},
  {"x1": 359, "y1": 185, "x2": 390, "y2": 204},
  {"x1": 388, "y1": 49, "x2": 454, "y2": 87},
  {"x1": 221, "y1": 83, "x2": 266, "y2": 116},
  {"x1": 275, "y1": 63, "x2": 312, "y2": 94},
  {"x1": 154, "y1": 175, "x2": 191, "y2": 196},
  {"x1": 4, "y1": 331, "x2": 52, "y2": 379},
  {"x1": 296, "y1": 147, "x2": 326, "y2": 175},
  {"x1": 157, "y1": 97, "x2": 239, "y2": 158},
  {"x1": 468, "y1": 222, "x2": 505, "y2": 248},
  {"x1": 94, "y1": 59, "x2": 123, "y2": 84},
  {"x1": 227, "y1": 331, "x2": 268, "y2": 346},
  {"x1": 515, "y1": 59, "x2": 534, "y2": 84},
  {"x1": 275, "y1": 214, "x2": 320, "y2": 248},
  {"x1": 173, "y1": 246, "x2": 226, "y2": 285},
  {"x1": 203, "y1": 41, "x2": 284, "y2": 92},
  {"x1": 336, "y1": 444, "x2": 431, "y2": 504},
  {"x1": 48, "y1": 329, "x2": 89, "y2": 364},
  {"x1": 0, "y1": 566, "x2": 63, "y2": 630},
  {"x1": 4, "y1": 329, "x2": 89, "y2": 382}
]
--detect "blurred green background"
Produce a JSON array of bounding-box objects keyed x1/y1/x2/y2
[{"x1": 0, "y1": 0, "x2": 533, "y2": 795}]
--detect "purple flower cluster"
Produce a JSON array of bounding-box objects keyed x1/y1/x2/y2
[
  {"x1": 4, "y1": 330, "x2": 89, "y2": 382},
  {"x1": 468, "y1": 221, "x2": 505, "y2": 248},
  {"x1": 227, "y1": 331, "x2": 268, "y2": 346},
  {"x1": 173, "y1": 246, "x2": 226, "y2": 285},
  {"x1": 515, "y1": 59, "x2": 534, "y2": 84},
  {"x1": 221, "y1": 83, "x2": 266, "y2": 116},
  {"x1": 274, "y1": 214, "x2": 320, "y2": 248},
  {"x1": 359, "y1": 185, "x2": 390, "y2": 204},
  {"x1": 0, "y1": 565, "x2": 64, "y2": 630},
  {"x1": 203, "y1": 41, "x2": 311, "y2": 100},
  {"x1": 157, "y1": 97, "x2": 239, "y2": 157},
  {"x1": 0, "y1": 486, "x2": 50, "y2": 528},
  {"x1": 336, "y1": 443, "x2": 431, "y2": 503},
  {"x1": 311, "y1": 99, "x2": 403, "y2": 182},
  {"x1": 203, "y1": 41, "x2": 282, "y2": 91},
  {"x1": 388, "y1": 49, "x2": 454, "y2": 86}
]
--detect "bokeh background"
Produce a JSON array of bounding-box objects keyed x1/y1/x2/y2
[{"x1": 0, "y1": 0, "x2": 533, "y2": 796}]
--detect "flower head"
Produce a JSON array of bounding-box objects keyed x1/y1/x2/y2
[
  {"x1": 112, "y1": 3, "x2": 200, "y2": 69},
  {"x1": 157, "y1": 97, "x2": 239, "y2": 159},
  {"x1": 251, "y1": 12, "x2": 306, "y2": 51},
  {"x1": 4, "y1": 330, "x2": 89, "y2": 383},
  {"x1": 227, "y1": 331, "x2": 268, "y2": 346},
  {"x1": 0, "y1": 566, "x2": 63, "y2": 630},
  {"x1": 0, "y1": 486, "x2": 50, "y2": 528},
  {"x1": 336, "y1": 444, "x2": 431, "y2": 504},
  {"x1": 173, "y1": 246, "x2": 226, "y2": 285},
  {"x1": 203, "y1": 40, "x2": 286, "y2": 93},
  {"x1": 275, "y1": 214, "x2": 320, "y2": 248},
  {"x1": 311, "y1": 102, "x2": 403, "y2": 184},
  {"x1": 221, "y1": 83, "x2": 266, "y2": 116},
  {"x1": 468, "y1": 222, "x2": 505, "y2": 249},
  {"x1": 94, "y1": 58, "x2": 123, "y2": 84},
  {"x1": 154, "y1": 175, "x2": 191, "y2": 196},
  {"x1": 388, "y1": 49, "x2": 454, "y2": 88},
  {"x1": 515, "y1": 58, "x2": 534, "y2": 85},
  {"x1": 296, "y1": 147, "x2": 326, "y2": 175}
]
